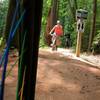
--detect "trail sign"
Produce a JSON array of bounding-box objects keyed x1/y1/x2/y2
[
  {"x1": 77, "y1": 19, "x2": 84, "y2": 33},
  {"x1": 76, "y1": 9, "x2": 88, "y2": 19}
]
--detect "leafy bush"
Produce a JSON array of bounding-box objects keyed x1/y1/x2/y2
[
  {"x1": 39, "y1": 33, "x2": 47, "y2": 48},
  {"x1": 92, "y1": 30, "x2": 100, "y2": 54}
]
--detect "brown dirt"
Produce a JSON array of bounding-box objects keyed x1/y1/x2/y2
[{"x1": 3, "y1": 49, "x2": 100, "y2": 100}]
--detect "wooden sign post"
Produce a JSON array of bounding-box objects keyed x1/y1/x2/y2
[
  {"x1": 76, "y1": 32, "x2": 82, "y2": 57},
  {"x1": 76, "y1": 19, "x2": 84, "y2": 57},
  {"x1": 76, "y1": 9, "x2": 88, "y2": 57}
]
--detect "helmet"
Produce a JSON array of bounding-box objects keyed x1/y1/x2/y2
[{"x1": 57, "y1": 20, "x2": 60, "y2": 24}]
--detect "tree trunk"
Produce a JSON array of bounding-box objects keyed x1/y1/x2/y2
[
  {"x1": 88, "y1": 0, "x2": 97, "y2": 52},
  {"x1": 74, "y1": 0, "x2": 77, "y2": 10},
  {"x1": 50, "y1": 0, "x2": 58, "y2": 28},
  {"x1": 16, "y1": 0, "x2": 43, "y2": 99},
  {"x1": 68, "y1": 0, "x2": 77, "y2": 22},
  {"x1": 44, "y1": 8, "x2": 52, "y2": 46},
  {"x1": 44, "y1": 0, "x2": 58, "y2": 46}
]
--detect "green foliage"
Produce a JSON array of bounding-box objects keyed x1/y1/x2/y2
[
  {"x1": 0, "y1": 0, "x2": 8, "y2": 37},
  {"x1": 92, "y1": 30, "x2": 100, "y2": 54},
  {"x1": 81, "y1": 21, "x2": 91, "y2": 51},
  {"x1": 42, "y1": 0, "x2": 51, "y2": 31},
  {"x1": 39, "y1": 33, "x2": 47, "y2": 48},
  {"x1": 0, "y1": 37, "x2": 3, "y2": 46},
  {"x1": 39, "y1": 0, "x2": 51, "y2": 47},
  {"x1": 0, "y1": 37, "x2": 5, "y2": 52},
  {"x1": 0, "y1": 0, "x2": 8, "y2": 51}
]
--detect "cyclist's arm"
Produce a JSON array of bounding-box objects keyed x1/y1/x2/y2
[{"x1": 49, "y1": 26, "x2": 56, "y2": 35}]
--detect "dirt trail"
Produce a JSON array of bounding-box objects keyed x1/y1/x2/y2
[
  {"x1": 3, "y1": 49, "x2": 100, "y2": 100},
  {"x1": 36, "y1": 49, "x2": 100, "y2": 100}
]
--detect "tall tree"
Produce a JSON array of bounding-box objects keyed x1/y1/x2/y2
[
  {"x1": 68, "y1": 0, "x2": 77, "y2": 21},
  {"x1": 88, "y1": 0, "x2": 97, "y2": 51},
  {"x1": 50, "y1": 0, "x2": 58, "y2": 28},
  {"x1": 74, "y1": 0, "x2": 78, "y2": 10},
  {"x1": 45, "y1": 0, "x2": 58, "y2": 45},
  {"x1": 44, "y1": 8, "x2": 52, "y2": 45}
]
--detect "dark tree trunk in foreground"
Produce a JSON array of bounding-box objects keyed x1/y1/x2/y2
[
  {"x1": 4, "y1": 0, "x2": 19, "y2": 49},
  {"x1": 16, "y1": 0, "x2": 43, "y2": 100}
]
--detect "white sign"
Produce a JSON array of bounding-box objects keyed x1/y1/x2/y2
[{"x1": 77, "y1": 19, "x2": 84, "y2": 33}]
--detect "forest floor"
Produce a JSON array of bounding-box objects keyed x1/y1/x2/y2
[{"x1": 1, "y1": 47, "x2": 100, "y2": 100}]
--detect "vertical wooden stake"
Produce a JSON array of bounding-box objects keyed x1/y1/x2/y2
[{"x1": 76, "y1": 32, "x2": 82, "y2": 57}]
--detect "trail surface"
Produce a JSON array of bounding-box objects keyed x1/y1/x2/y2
[{"x1": 3, "y1": 48, "x2": 100, "y2": 100}]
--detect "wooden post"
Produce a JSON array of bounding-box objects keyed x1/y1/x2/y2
[
  {"x1": 76, "y1": 9, "x2": 88, "y2": 57},
  {"x1": 76, "y1": 18, "x2": 84, "y2": 57},
  {"x1": 76, "y1": 32, "x2": 82, "y2": 57}
]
